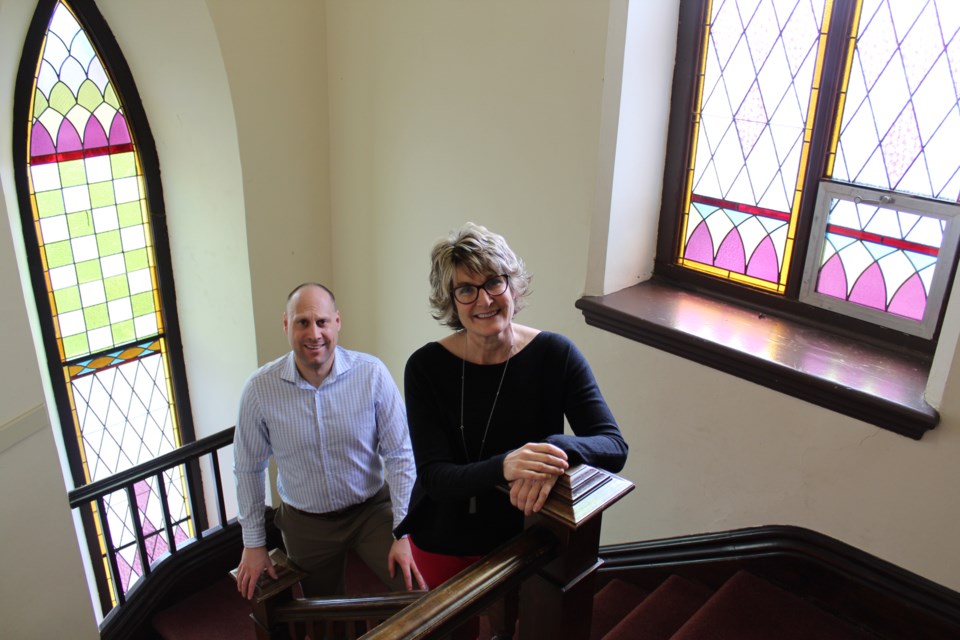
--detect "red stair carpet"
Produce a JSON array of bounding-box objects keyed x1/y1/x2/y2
[
  {"x1": 155, "y1": 563, "x2": 878, "y2": 639},
  {"x1": 153, "y1": 550, "x2": 389, "y2": 639}
]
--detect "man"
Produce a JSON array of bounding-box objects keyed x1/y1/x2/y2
[{"x1": 234, "y1": 282, "x2": 425, "y2": 599}]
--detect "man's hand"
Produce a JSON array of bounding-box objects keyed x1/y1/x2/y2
[
  {"x1": 387, "y1": 536, "x2": 427, "y2": 591},
  {"x1": 503, "y1": 442, "x2": 568, "y2": 483},
  {"x1": 236, "y1": 546, "x2": 277, "y2": 600},
  {"x1": 509, "y1": 475, "x2": 560, "y2": 515}
]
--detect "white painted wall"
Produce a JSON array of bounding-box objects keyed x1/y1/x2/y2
[{"x1": 1, "y1": 1, "x2": 959, "y2": 634}]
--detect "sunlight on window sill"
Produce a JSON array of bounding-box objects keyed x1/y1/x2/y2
[{"x1": 576, "y1": 278, "x2": 939, "y2": 440}]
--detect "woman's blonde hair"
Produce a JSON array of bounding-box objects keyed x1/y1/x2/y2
[{"x1": 428, "y1": 222, "x2": 532, "y2": 330}]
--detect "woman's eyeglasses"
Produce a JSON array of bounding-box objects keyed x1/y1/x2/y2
[{"x1": 451, "y1": 274, "x2": 509, "y2": 304}]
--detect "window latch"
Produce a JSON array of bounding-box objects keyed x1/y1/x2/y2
[{"x1": 854, "y1": 194, "x2": 895, "y2": 206}]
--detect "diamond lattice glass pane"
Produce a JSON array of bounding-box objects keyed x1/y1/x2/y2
[
  {"x1": 73, "y1": 352, "x2": 178, "y2": 482},
  {"x1": 830, "y1": 0, "x2": 960, "y2": 201},
  {"x1": 814, "y1": 197, "x2": 942, "y2": 320},
  {"x1": 680, "y1": 0, "x2": 830, "y2": 290}
]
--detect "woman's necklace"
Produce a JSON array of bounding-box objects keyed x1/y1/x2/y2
[{"x1": 459, "y1": 337, "x2": 512, "y2": 513}]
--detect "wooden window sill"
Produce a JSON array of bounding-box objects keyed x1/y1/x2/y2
[{"x1": 575, "y1": 279, "x2": 939, "y2": 439}]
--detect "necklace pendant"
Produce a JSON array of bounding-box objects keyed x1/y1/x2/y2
[{"x1": 469, "y1": 496, "x2": 477, "y2": 514}]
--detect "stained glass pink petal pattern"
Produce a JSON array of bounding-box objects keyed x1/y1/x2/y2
[
  {"x1": 814, "y1": 198, "x2": 942, "y2": 320},
  {"x1": 679, "y1": 0, "x2": 830, "y2": 291},
  {"x1": 747, "y1": 235, "x2": 780, "y2": 281},
  {"x1": 716, "y1": 229, "x2": 747, "y2": 273}
]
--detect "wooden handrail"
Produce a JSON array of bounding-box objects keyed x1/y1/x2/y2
[
  {"x1": 240, "y1": 465, "x2": 635, "y2": 639},
  {"x1": 360, "y1": 525, "x2": 557, "y2": 639},
  {"x1": 69, "y1": 426, "x2": 237, "y2": 613},
  {"x1": 67, "y1": 427, "x2": 235, "y2": 506}
]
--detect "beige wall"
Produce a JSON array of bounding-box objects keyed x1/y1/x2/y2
[{"x1": 1, "y1": 0, "x2": 959, "y2": 634}]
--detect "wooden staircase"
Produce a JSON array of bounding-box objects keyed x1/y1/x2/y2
[
  {"x1": 591, "y1": 571, "x2": 875, "y2": 640},
  {"x1": 152, "y1": 506, "x2": 960, "y2": 640}
]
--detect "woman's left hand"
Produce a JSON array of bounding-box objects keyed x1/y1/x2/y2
[{"x1": 509, "y1": 475, "x2": 560, "y2": 515}]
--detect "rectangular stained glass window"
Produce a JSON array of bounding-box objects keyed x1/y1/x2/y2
[
  {"x1": 804, "y1": 0, "x2": 960, "y2": 336},
  {"x1": 678, "y1": 0, "x2": 832, "y2": 292}
]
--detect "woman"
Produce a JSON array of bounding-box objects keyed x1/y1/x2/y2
[{"x1": 395, "y1": 222, "x2": 628, "y2": 595}]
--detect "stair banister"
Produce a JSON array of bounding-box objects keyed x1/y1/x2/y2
[
  {"x1": 238, "y1": 464, "x2": 633, "y2": 639},
  {"x1": 361, "y1": 463, "x2": 634, "y2": 639}
]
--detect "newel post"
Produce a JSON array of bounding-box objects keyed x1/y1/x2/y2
[
  {"x1": 231, "y1": 548, "x2": 308, "y2": 640},
  {"x1": 518, "y1": 465, "x2": 634, "y2": 640}
]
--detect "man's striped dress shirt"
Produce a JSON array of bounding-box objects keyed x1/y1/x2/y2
[{"x1": 234, "y1": 347, "x2": 415, "y2": 548}]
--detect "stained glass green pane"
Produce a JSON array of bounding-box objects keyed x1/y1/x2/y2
[
  {"x1": 124, "y1": 249, "x2": 147, "y2": 272},
  {"x1": 117, "y1": 201, "x2": 142, "y2": 227},
  {"x1": 832, "y1": 0, "x2": 960, "y2": 201},
  {"x1": 96, "y1": 230, "x2": 121, "y2": 256},
  {"x1": 89, "y1": 182, "x2": 115, "y2": 208},
  {"x1": 111, "y1": 152, "x2": 136, "y2": 179},
  {"x1": 62, "y1": 333, "x2": 89, "y2": 360},
  {"x1": 60, "y1": 159, "x2": 86, "y2": 188},
  {"x1": 130, "y1": 291, "x2": 156, "y2": 317},
  {"x1": 35, "y1": 190, "x2": 65, "y2": 218},
  {"x1": 67, "y1": 210, "x2": 94, "y2": 237},
  {"x1": 111, "y1": 319, "x2": 135, "y2": 344},
  {"x1": 77, "y1": 78, "x2": 104, "y2": 112},
  {"x1": 48, "y1": 81, "x2": 76, "y2": 115},
  {"x1": 33, "y1": 92, "x2": 48, "y2": 119},
  {"x1": 75, "y1": 258, "x2": 102, "y2": 283},
  {"x1": 104, "y1": 274, "x2": 129, "y2": 300},
  {"x1": 45, "y1": 240, "x2": 74, "y2": 268},
  {"x1": 54, "y1": 286, "x2": 82, "y2": 313},
  {"x1": 83, "y1": 303, "x2": 109, "y2": 330}
]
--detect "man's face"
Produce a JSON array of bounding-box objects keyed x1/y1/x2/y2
[{"x1": 283, "y1": 285, "x2": 341, "y2": 386}]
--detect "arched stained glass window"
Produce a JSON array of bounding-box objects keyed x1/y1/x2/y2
[{"x1": 13, "y1": 0, "x2": 197, "y2": 611}]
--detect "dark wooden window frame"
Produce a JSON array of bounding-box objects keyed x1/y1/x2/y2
[
  {"x1": 577, "y1": 0, "x2": 945, "y2": 439},
  {"x1": 13, "y1": 0, "x2": 199, "y2": 612}
]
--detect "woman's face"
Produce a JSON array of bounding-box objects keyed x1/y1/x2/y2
[{"x1": 452, "y1": 265, "x2": 514, "y2": 339}]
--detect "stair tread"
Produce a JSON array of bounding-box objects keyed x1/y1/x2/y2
[
  {"x1": 590, "y1": 578, "x2": 650, "y2": 640},
  {"x1": 603, "y1": 574, "x2": 713, "y2": 640},
  {"x1": 672, "y1": 570, "x2": 876, "y2": 640},
  {"x1": 153, "y1": 576, "x2": 255, "y2": 640}
]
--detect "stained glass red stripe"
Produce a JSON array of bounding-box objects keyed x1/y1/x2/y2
[
  {"x1": 825, "y1": 224, "x2": 939, "y2": 256},
  {"x1": 30, "y1": 142, "x2": 134, "y2": 165},
  {"x1": 691, "y1": 193, "x2": 791, "y2": 222}
]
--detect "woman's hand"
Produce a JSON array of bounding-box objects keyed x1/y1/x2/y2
[
  {"x1": 509, "y1": 475, "x2": 560, "y2": 515},
  {"x1": 503, "y1": 442, "x2": 568, "y2": 482}
]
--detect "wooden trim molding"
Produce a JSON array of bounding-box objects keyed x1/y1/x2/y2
[
  {"x1": 0, "y1": 405, "x2": 48, "y2": 454},
  {"x1": 576, "y1": 279, "x2": 939, "y2": 439},
  {"x1": 598, "y1": 524, "x2": 960, "y2": 639}
]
